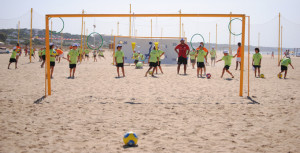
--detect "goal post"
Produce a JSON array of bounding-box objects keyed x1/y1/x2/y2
[{"x1": 44, "y1": 13, "x2": 246, "y2": 97}]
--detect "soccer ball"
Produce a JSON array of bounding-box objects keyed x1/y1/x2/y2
[
  {"x1": 136, "y1": 62, "x2": 143, "y2": 69},
  {"x1": 149, "y1": 71, "x2": 153, "y2": 75},
  {"x1": 123, "y1": 131, "x2": 138, "y2": 146},
  {"x1": 206, "y1": 73, "x2": 211, "y2": 79},
  {"x1": 260, "y1": 74, "x2": 264, "y2": 78},
  {"x1": 278, "y1": 74, "x2": 282, "y2": 78}
]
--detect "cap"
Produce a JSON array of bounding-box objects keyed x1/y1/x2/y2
[
  {"x1": 117, "y1": 44, "x2": 122, "y2": 47},
  {"x1": 50, "y1": 43, "x2": 54, "y2": 46},
  {"x1": 212, "y1": 46, "x2": 215, "y2": 48},
  {"x1": 13, "y1": 47, "x2": 16, "y2": 50},
  {"x1": 72, "y1": 43, "x2": 78, "y2": 47},
  {"x1": 180, "y1": 38, "x2": 185, "y2": 41},
  {"x1": 223, "y1": 50, "x2": 229, "y2": 54},
  {"x1": 137, "y1": 51, "x2": 141, "y2": 53}
]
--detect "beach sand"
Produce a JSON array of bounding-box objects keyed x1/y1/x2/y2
[{"x1": 0, "y1": 50, "x2": 299, "y2": 153}]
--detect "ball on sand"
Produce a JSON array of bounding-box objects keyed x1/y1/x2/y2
[
  {"x1": 260, "y1": 74, "x2": 264, "y2": 78},
  {"x1": 278, "y1": 74, "x2": 282, "y2": 78},
  {"x1": 206, "y1": 73, "x2": 211, "y2": 79},
  {"x1": 136, "y1": 62, "x2": 143, "y2": 69},
  {"x1": 123, "y1": 131, "x2": 138, "y2": 146},
  {"x1": 149, "y1": 71, "x2": 153, "y2": 75}
]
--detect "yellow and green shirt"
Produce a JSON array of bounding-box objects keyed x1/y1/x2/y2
[
  {"x1": 84, "y1": 49, "x2": 90, "y2": 54},
  {"x1": 68, "y1": 49, "x2": 79, "y2": 64},
  {"x1": 189, "y1": 50, "x2": 196, "y2": 60},
  {"x1": 210, "y1": 49, "x2": 216, "y2": 58},
  {"x1": 281, "y1": 58, "x2": 291, "y2": 67},
  {"x1": 140, "y1": 54, "x2": 145, "y2": 60},
  {"x1": 252, "y1": 53, "x2": 262, "y2": 66},
  {"x1": 133, "y1": 52, "x2": 139, "y2": 60},
  {"x1": 222, "y1": 55, "x2": 234, "y2": 66},
  {"x1": 114, "y1": 50, "x2": 124, "y2": 64},
  {"x1": 149, "y1": 50, "x2": 159, "y2": 63},
  {"x1": 50, "y1": 49, "x2": 57, "y2": 62},
  {"x1": 197, "y1": 49, "x2": 207, "y2": 62},
  {"x1": 11, "y1": 50, "x2": 17, "y2": 59}
]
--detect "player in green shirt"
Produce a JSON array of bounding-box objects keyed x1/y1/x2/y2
[
  {"x1": 216, "y1": 50, "x2": 236, "y2": 78},
  {"x1": 252, "y1": 48, "x2": 262, "y2": 78},
  {"x1": 98, "y1": 50, "x2": 105, "y2": 59},
  {"x1": 84, "y1": 47, "x2": 90, "y2": 61},
  {"x1": 114, "y1": 44, "x2": 125, "y2": 78},
  {"x1": 155, "y1": 47, "x2": 164, "y2": 74},
  {"x1": 195, "y1": 45, "x2": 207, "y2": 78},
  {"x1": 38, "y1": 48, "x2": 43, "y2": 62},
  {"x1": 139, "y1": 53, "x2": 145, "y2": 64},
  {"x1": 49, "y1": 44, "x2": 58, "y2": 79},
  {"x1": 189, "y1": 49, "x2": 196, "y2": 69},
  {"x1": 133, "y1": 51, "x2": 139, "y2": 66},
  {"x1": 41, "y1": 47, "x2": 46, "y2": 68},
  {"x1": 145, "y1": 46, "x2": 159, "y2": 77},
  {"x1": 67, "y1": 43, "x2": 80, "y2": 79},
  {"x1": 8, "y1": 47, "x2": 18, "y2": 69},
  {"x1": 210, "y1": 47, "x2": 217, "y2": 66},
  {"x1": 278, "y1": 56, "x2": 294, "y2": 79}
]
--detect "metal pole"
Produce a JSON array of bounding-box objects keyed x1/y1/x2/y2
[
  {"x1": 278, "y1": 13, "x2": 280, "y2": 63},
  {"x1": 151, "y1": 19, "x2": 152, "y2": 37},
  {"x1": 45, "y1": 16, "x2": 51, "y2": 96},
  {"x1": 229, "y1": 12, "x2": 232, "y2": 54},
  {"x1": 129, "y1": 4, "x2": 131, "y2": 37},
  {"x1": 80, "y1": 10, "x2": 84, "y2": 63},
  {"x1": 182, "y1": 23, "x2": 184, "y2": 37},
  {"x1": 117, "y1": 21, "x2": 119, "y2": 36},
  {"x1": 281, "y1": 26, "x2": 283, "y2": 59},
  {"x1": 216, "y1": 24, "x2": 217, "y2": 53},
  {"x1": 247, "y1": 16, "x2": 250, "y2": 97},
  {"x1": 240, "y1": 15, "x2": 246, "y2": 97},
  {"x1": 179, "y1": 9, "x2": 181, "y2": 38},
  {"x1": 18, "y1": 21, "x2": 20, "y2": 44},
  {"x1": 30, "y1": 8, "x2": 33, "y2": 63},
  {"x1": 51, "y1": 20, "x2": 52, "y2": 43},
  {"x1": 209, "y1": 32, "x2": 210, "y2": 51}
]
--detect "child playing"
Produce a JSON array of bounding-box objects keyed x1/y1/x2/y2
[
  {"x1": 8, "y1": 47, "x2": 17, "y2": 69},
  {"x1": 156, "y1": 48, "x2": 164, "y2": 74},
  {"x1": 252, "y1": 48, "x2": 262, "y2": 78},
  {"x1": 133, "y1": 51, "x2": 139, "y2": 66},
  {"x1": 67, "y1": 43, "x2": 80, "y2": 79},
  {"x1": 278, "y1": 55, "x2": 294, "y2": 79},
  {"x1": 49, "y1": 43, "x2": 58, "y2": 79},
  {"x1": 114, "y1": 44, "x2": 125, "y2": 77},
  {"x1": 189, "y1": 49, "x2": 196, "y2": 69},
  {"x1": 38, "y1": 48, "x2": 43, "y2": 62},
  {"x1": 210, "y1": 47, "x2": 217, "y2": 66},
  {"x1": 139, "y1": 53, "x2": 145, "y2": 64},
  {"x1": 98, "y1": 50, "x2": 105, "y2": 59},
  {"x1": 41, "y1": 47, "x2": 46, "y2": 68},
  {"x1": 195, "y1": 45, "x2": 207, "y2": 78},
  {"x1": 84, "y1": 47, "x2": 90, "y2": 61},
  {"x1": 93, "y1": 50, "x2": 97, "y2": 62},
  {"x1": 145, "y1": 46, "x2": 159, "y2": 77},
  {"x1": 216, "y1": 50, "x2": 236, "y2": 78}
]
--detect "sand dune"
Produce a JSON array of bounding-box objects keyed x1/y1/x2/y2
[{"x1": 0, "y1": 50, "x2": 299, "y2": 153}]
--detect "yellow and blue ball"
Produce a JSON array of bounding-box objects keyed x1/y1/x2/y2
[
  {"x1": 123, "y1": 131, "x2": 138, "y2": 146},
  {"x1": 260, "y1": 74, "x2": 264, "y2": 78}
]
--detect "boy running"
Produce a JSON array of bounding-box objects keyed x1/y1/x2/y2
[
  {"x1": 216, "y1": 50, "x2": 236, "y2": 78},
  {"x1": 145, "y1": 46, "x2": 159, "y2": 77},
  {"x1": 8, "y1": 47, "x2": 17, "y2": 69},
  {"x1": 114, "y1": 44, "x2": 125, "y2": 77},
  {"x1": 278, "y1": 56, "x2": 294, "y2": 79},
  {"x1": 252, "y1": 48, "x2": 262, "y2": 78},
  {"x1": 67, "y1": 44, "x2": 80, "y2": 79}
]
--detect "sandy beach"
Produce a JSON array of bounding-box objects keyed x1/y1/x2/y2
[{"x1": 0, "y1": 50, "x2": 299, "y2": 153}]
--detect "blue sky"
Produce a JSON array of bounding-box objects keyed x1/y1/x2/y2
[{"x1": 1, "y1": 0, "x2": 300, "y2": 48}]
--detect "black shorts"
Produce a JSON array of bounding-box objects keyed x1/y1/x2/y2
[
  {"x1": 224, "y1": 65, "x2": 230, "y2": 70},
  {"x1": 190, "y1": 59, "x2": 196, "y2": 64},
  {"x1": 177, "y1": 56, "x2": 187, "y2": 65},
  {"x1": 69, "y1": 64, "x2": 76, "y2": 69},
  {"x1": 197, "y1": 62, "x2": 205, "y2": 68},
  {"x1": 157, "y1": 61, "x2": 161, "y2": 66},
  {"x1": 281, "y1": 65, "x2": 287, "y2": 71},
  {"x1": 134, "y1": 60, "x2": 139, "y2": 64},
  {"x1": 93, "y1": 55, "x2": 96, "y2": 57},
  {"x1": 149, "y1": 62, "x2": 158, "y2": 67},
  {"x1": 42, "y1": 55, "x2": 46, "y2": 60},
  {"x1": 9, "y1": 58, "x2": 16, "y2": 63},
  {"x1": 50, "y1": 62, "x2": 55, "y2": 67},
  {"x1": 253, "y1": 65, "x2": 261, "y2": 68},
  {"x1": 211, "y1": 57, "x2": 215, "y2": 60},
  {"x1": 85, "y1": 54, "x2": 89, "y2": 57},
  {"x1": 116, "y1": 63, "x2": 124, "y2": 67}
]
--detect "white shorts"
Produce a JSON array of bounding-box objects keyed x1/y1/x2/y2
[
  {"x1": 236, "y1": 57, "x2": 241, "y2": 62},
  {"x1": 59, "y1": 53, "x2": 64, "y2": 58},
  {"x1": 16, "y1": 53, "x2": 20, "y2": 56}
]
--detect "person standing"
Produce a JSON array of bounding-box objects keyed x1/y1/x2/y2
[
  {"x1": 235, "y1": 42, "x2": 241, "y2": 70},
  {"x1": 67, "y1": 43, "x2": 80, "y2": 79},
  {"x1": 156, "y1": 47, "x2": 164, "y2": 74},
  {"x1": 174, "y1": 38, "x2": 190, "y2": 75},
  {"x1": 8, "y1": 47, "x2": 17, "y2": 69},
  {"x1": 15, "y1": 43, "x2": 22, "y2": 63},
  {"x1": 114, "y1": 44, "x2": 125, "y2": 77},
  {"x1": 210, "y1": 47, "x2": 217, "y2": 66},
  {"x1": 189, "y1": 49, "x2": 196, "y2": 69},
  {"x1": 252, "y1": 48, "x2": 262, "y2": 78}
]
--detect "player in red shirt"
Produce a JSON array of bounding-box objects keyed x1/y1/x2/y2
[{"x1": 174, "y1": 38, "x2": 190, "y2": 75}]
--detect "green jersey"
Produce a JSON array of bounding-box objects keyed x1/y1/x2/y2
[
  {"x1": 149, "y1": 50, "x2": 159, "y2": 63},
  {"x1": 38, "y1": 50, "x2": 42, "y2": 56},
  {"x1": 252, "y1": 53, "x2": 262, "y2": 66},
  {"x1": 42, "y1": 49, "x2": 46, "y2": 55},
  {"x1": 50, "y1": 49, "x2": 57, "y2": 62},
  {"x1": 158, "y1": 50, "x2": 164, "y2": 61},
  {"x1": 222, "y1": 55, "x2": 234, "y2": 66},
  {"x1": 84, "y1": 49, "x2": 90, "y2": 54},
  {"x1": 189, "y1": 51, "x2": 196, "y2": 60},
  {"x1": 281, "y1": 58, "x2": 291, "y2": 67},
  {"x1": 197, "y1": 50, "x2": 207, "y2": 62},
  {"x1": 11, "y1": 50, "x2": 17, "y2": 59},
  {"x1": 140, "y1": 54, "x2": 145, "y2": 60},
  {"x1": 99, "y1": 51, "x2": 103, "y2": 56},
  {"x1": 133, "y1": 52, "x2": 139, "y2": 60},
  {"x1": 114, "y1": 50, "x2": 124, "y2": 64},
  {"x1": 68, "y1": 49, "x2": 79, "y2": 64},
  {"x1": 210, "y1": 50, "x2": 216, "y2": 58}
]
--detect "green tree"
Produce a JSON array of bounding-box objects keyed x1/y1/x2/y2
[{"x1": 0, "y1": 33, "x2": 7, "y2": 42}]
